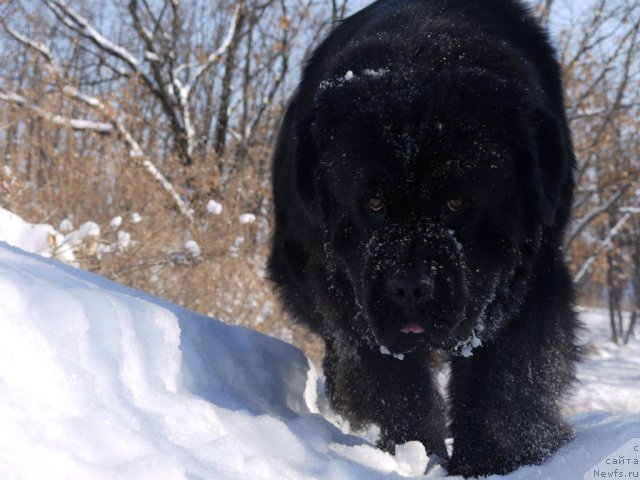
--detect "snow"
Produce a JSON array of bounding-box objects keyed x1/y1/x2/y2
[
  {"x1": 0, "y1": 89, "x2": 109, "y2": 135},
  {"x1": 363, "y1": 68, "x2": 390, "y2": 78},
  {"x1": 0, "y1": 206, "x2": 59, "y2": 257},
  {"x1": 569, "y1": 307, "x2": 640, "y2": 415},
  {"x1": 394, "y1": 442, "x2": 431, "y2": 476},
  {"x1": 111, "y1": 215, "x2": 123, "y2": 228},
  {"x1": 144, "y1": 50, "x2": 161, "y2": 63},
  {"x1": 59, "y1": 218, "x2": 74, "y2": 233},
  {"x1": 207, "y1": 200, "x2": 223, "y2": 215},
  {"x1": 117, "y1": 230, "x2": 131, "y2": 250},
  {"x1": 63, "y1": 117, "x2": 114, "y2": 133},
  {"x1": 62, "y1": 86, "x2": 104, "y2": 109},
  {"x1": 0, "y1": 243, "x2": 397, "y2": 479},
  {"x1": 184, "y1": 239, "x2": 201, "y2": 258},
  {"x1": 62, "y1": 220, "x2": 100, "y2": 244},
  {"x1": 52, "y1": 3, "x2": 139, "y2": 68},
  {"x1": 446, "y1": 229, "x2": 463, "y2": 252},
  {"x1": 451, "y1": 329, "x2": 483, "y2": 358},
  {"x1": 380, "y1": 345, "x2": 405, "y2": 361},
  {"x1": 239, "y1": 213, "x2": 256, "y2": 224},
  {"x1": 0, "y1": 208, "x2": 137, "y2": 266},
  {"x1": 0, "y1": 242, "x2": 638, "y2": 478},
  {"x1": 318, "y1": 67, "x2": 389, "y2": 93},
  {"x1": 450, "y1": 319, "x2": 486, "y2": 358}
]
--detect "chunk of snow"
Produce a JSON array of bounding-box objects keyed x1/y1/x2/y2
[
  {"x1": 460, "y1": 345, "x2": 473, "y2": 357},
  {"x1": 184, "y1": 240, "x2": 201, "y2": 257},
  {"x1": 0, "y1": 207, "x2": 58, "y2": 257},
  {"x1": 131, "y1": 212, "x2": 142, "y2": 223},
  {"x1": 144, "y1": 50, "x2": 161, "y2": 62},
  {"x1": 207, "y1": 199, "x2": 223, "y2": 215},
  {"x1": 239, "y1": 213, "x2": 256, "y2": 224},
  {"x1": 116, "y1": 230, "x2": 131, "y2": 250},
  {"x1": 78, "y1": 221, "x2": 100, "y2": 238},
  {"x1": 344, "y1": 70, "x2": 354, "y2": 81},
  {"x1": 470, "y1": 330, "x2": 482, "y2": 348},
  {"x1": 110, "y1": 215, "x2": 123, "y2": 228},
  {"x1": 56, "y1": 221, "x2": 100, "y2": 260},
  {"x1": 394, "y1": 441, "x2": 429, "y2": 476},
  {"x1": 59, "y1": 218, "x2": 74, "y2": 233},
  {"x1": 452, "y1": 328, "x2": 483, "y2": 358},
  {"x1": 379, "y1": 345, "x2": 404, "y2": 361}
]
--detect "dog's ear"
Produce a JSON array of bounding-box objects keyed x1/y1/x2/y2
[
  {"x1": 276, "y1": 86, "x2": 339, "y2": 228},
  {"x1": 515, "y1": 106, "x2": 571, "y2": 227},
  {"x1": 272, "y1": 99, "x2": 323, "y2": 229}
]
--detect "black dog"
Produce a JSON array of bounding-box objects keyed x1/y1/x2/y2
[{"x1": 268, "y1": 0, "x2": 581, "y2": 476}]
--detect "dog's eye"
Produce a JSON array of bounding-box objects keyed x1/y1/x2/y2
[
  {"x1": 367, "y1": 198, "x2": 385, "y2": 213},
  {"x1": 446, "y1": 198, "x2": 465, "y2": 213}
]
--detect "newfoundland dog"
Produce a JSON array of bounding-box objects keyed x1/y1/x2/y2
[{"x1": 268, "y1": 0, "x2": 581, "y2": 476}]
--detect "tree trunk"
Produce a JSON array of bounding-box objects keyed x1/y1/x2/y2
[{"x1": 213, "y1": 3, "x2": 246, "y2": 157}]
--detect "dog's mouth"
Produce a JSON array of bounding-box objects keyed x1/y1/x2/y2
[
  {"x1": 383, "y1": 322, "x2": 428, "y2": 354},
  {"x1": 400, "y1": 322, "x2": 425, "y2": 334},
  {"x1": 382, "y1": 318, "x2": 466, "y2": 354}
]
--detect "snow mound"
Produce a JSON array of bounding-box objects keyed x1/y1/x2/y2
[{"x1": 0, "y1": 242, "x2": 638, "y2": 479}]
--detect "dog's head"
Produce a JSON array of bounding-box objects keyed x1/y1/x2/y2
[{"x1": 292, "y1": 42, "x2": 570, "y2": 353}]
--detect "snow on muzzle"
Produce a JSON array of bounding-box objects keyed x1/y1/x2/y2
[{"x1": 358, "y1": 223, "x2": 468, "y2": 351}]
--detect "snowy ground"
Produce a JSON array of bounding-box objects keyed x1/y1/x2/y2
[
  {"x1": 569, "y1": 307, "x2": 640, "y2": 416},
  {"x1": 0, "y1": 242, "x2": 638, "y2": 479}
]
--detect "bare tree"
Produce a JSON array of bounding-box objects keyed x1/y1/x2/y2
[
  {"x1": 0, "y1": 0, "x2": 351, "y2": 336},
  {"x1": 547, "y1": 0, "x2": 640, "y2": 343}
]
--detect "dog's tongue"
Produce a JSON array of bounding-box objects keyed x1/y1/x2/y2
[{"x1": 400, "y1": 322, "x2": 425, "y2": 334}]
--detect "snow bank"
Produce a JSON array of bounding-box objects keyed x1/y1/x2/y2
[
  {"x1": 0, "y1": 243, "x2": 410, "y2": 479},
  {"x1": 0, "y1": 242, "x2": 638, "y2": 479}
]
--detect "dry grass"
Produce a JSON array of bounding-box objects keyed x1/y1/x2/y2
[{"x1": 1, "y1": 109, "x2": 305, "y2": 349}]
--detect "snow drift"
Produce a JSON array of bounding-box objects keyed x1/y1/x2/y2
[{"x1": 0, "y1": 242, "x2": 638, "y2": 479}]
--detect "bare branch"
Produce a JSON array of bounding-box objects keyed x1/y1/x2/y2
[
  {"x1": 0, "y1": 91, "x2": 113, "y2": 134},
  {"x1": 43, "y1": 0, "x2": 140, "y2": 69},
  {"x1": 2, "y1": 15, "x2": 193, "y2": 221},
  {"x1": 171, "y1": 3, "x2": 243, "y2": 162},
  {"x1": 1, "y1": 18, "x2": 54, "y2": 64},
  {"x1": 128, "y1": 0, "x2": 191, "y2": 164},
  {"x1": 575, "y1": 212, "x2": 635, "y2": 284},
  {"x1": 566, "y1": 185, "x2": 630, "y2": 250},
  {"x1": 540, "y1": 0, "x2": 554, "y2": 25},
  {"x1": 187, "y1": 4, "x2": 242, "y2": 94},
  {"x1": 61, "y1": 86, "x2": 194, "y2": 221},
  {"x1": 129, "y1": 0, "x2": 155, "y2": 45}
]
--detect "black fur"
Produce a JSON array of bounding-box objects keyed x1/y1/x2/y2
[{"x1": 268, "y1": 0, "x2": 581, "y2": 476}]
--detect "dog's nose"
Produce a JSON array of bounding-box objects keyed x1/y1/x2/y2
[{"x1": 386, "y1": 276, "x2": 430, "y2": 306}]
